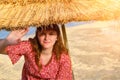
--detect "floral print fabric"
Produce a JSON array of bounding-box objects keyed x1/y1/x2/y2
[{"x1": 6, "y1": 41, "x2": 72, "y2": 80}]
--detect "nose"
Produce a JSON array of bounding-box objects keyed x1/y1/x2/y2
[{"x1": 44, "y1": 34, "x2": 49, "y2": 40}]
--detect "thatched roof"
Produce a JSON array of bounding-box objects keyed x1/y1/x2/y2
[{"x1": 0, "y1": 0, "x2": 120, "y2": 30}]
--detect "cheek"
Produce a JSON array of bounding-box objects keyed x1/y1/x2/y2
[
  {"x1": 52, "y1": 36, "x2": 57, "y2": 42},
  {"x1": 37, "y1": 36, "x2": 43, "y2": 43}
]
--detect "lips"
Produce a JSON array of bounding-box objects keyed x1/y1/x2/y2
[{"x1": 43, "y1": 41, "x2": 50, "y2": 44}]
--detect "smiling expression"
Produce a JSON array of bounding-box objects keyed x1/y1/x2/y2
[{"x1": 37, "y1": 30, "x2": 57, "y2": 49}]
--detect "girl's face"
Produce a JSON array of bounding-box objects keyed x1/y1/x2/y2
[{"x1": 37, "y1": 30, "x2": 57, "y2": 49}]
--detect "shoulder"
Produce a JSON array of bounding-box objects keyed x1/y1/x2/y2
[
  {"x1": 61, "y1": 53, "x2": 69, "y2": 58},
  {"x1": 19, "y1": 40, "x2": 31, "y2": 46},
  {"x1": 60, "y1": 52, "x2": 71, "y2": 62},
  {"x1": 19, "y1": 40, "x2": 33, "y2": 49},
  {"x1": 58, "y1": 52, "x2": 72, "y2": 68}
]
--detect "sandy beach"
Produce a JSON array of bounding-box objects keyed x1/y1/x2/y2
[{"x1": 0, "y1": 21, "x2": 120, "y2": 80}]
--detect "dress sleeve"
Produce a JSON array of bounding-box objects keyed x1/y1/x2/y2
[
  {"x1": 5, "y1": 41, "x2": 31, "y2": 64},
  {"x1": 56, "y1": 53, "x2": 73, "y2": 80}
]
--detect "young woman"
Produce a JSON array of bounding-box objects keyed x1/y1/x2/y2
[{"x1": 0, "y1": 24, "x2": 72, "y2": 80}]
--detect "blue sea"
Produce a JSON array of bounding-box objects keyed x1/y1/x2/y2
[{"x1": 0, "y1": 21, "x2": 93, "y2": 39}]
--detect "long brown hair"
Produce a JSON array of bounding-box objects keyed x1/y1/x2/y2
[{"x1": 29, "y1": 24, "x2": 68, "y2": 69}]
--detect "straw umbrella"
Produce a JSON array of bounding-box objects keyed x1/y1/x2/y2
[
  {"x1": 1, "y1": 0, "x2": 120, "y2": 48},
  {"x1": 0, "y1": 0, "x2": 120, "y2": 30},
  {"x1": 0, "y1": 0, "x2": 120, "y2": 79}
]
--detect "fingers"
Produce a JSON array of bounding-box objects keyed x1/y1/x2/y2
[
  {"x1": 7, "y1": 28, "x2": 29, "y2": 41},
  {"x1": 23, "y1": 28, "x2": 29, "y2": 34},
  {"x1": 15, "y1": 28, "x2": 29, "y2": 36},
  {"x1": 5, "y1": 27, "x2": 30, "y2": 45},
  {"x1": 20, "y1": 29, "x2": 28, "y2": 35}
]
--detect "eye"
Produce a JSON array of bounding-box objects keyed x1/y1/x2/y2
[
  {"x1": 49, "y1": 32, "x2": 57, "y2": 35},
  {"x1": 38, "y1": 32, "x2": 45, "y2": 36}
]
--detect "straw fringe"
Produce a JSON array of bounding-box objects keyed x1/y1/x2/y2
[
  {"x1": 0, "y1": 0, "x2": 71, "y2": 5},
  {"x1": 0, "y1": 0, "x2": 120, "y2": 30}
]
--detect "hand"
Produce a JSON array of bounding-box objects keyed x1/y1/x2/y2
[{"x1": 6, "y1": 28, "x2": 29, "y2": 44}]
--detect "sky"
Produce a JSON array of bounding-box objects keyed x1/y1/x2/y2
[{"x1": 0, "y1": 21, "x2": 93, "y2": 39}]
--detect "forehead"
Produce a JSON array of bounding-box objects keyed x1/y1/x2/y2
[{"x1": 38, "y1": 29, "x2": 57, "y2": 33}]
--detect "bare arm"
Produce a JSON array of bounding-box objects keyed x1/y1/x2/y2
[{"x1": 0, "y1": 28, "x2": 29, "y2": 54}]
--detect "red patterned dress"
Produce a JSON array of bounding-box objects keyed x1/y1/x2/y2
[{"x1": 5, "y1": 41, "x2": 72, "y2": 80}]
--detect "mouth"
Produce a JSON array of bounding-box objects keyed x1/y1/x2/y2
[{"x1": 43, "y1": 41, "x2": 50, "y2": 44}]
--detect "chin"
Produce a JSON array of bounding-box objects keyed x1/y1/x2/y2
[{"x1": 43, "y1": 46, "x2": 52, "y2": 49}]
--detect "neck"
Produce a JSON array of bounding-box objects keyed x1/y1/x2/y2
[{"x1": 41, "y1": 47, "x2": 53, "y2": 55}]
